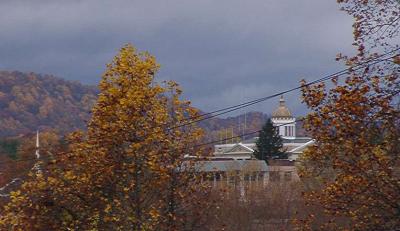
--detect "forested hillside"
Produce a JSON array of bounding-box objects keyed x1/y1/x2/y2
[
  {"x1": 0, "y1": 71, "x2": 98, "y2": 137},
  {"x1": 199, "y1": 112, "x2": 268, "y2": 142},
  {"x1": 0, "y1": 71, "x2": 306, "y2": 140}
]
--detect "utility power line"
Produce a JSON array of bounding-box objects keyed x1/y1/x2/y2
[
  {"x1": 0, "y1": 89, "x2": 399, "y2": 181},
  {"x1": 175, "y1": 48, "x2": 400, "y2": 123},
  {"x1": 197, "y1": 88, "x2": 400, "y2": 147},
  {"x1": 86, "y1": 49, "x2": 399, "y2": 145},
  {"x1": 1, "y1": 88, "x2": 399, "y2": 168},
  {"x1": 0, "y1": 49, "x2": 398, "y2": 167},
  {"x1": 169, "y1": 51, "x2": 399, "y2": 129}
]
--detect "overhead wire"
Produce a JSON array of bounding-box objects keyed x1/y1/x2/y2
[
  {"x1": 0, "y1": 70, "x2": 399, "y2": 196},
  {"x1": 167, "y1": 49, "x2": 400, "y2": 129},
  {"x1": 0, "y1": 49, "x2": 398, "y2": 167},
  {"x1": 180, "y1": 48, "x2": 400, "y2": 122}
]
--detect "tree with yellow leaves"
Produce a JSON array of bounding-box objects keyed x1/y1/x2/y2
[
  {"x1": 0, "y1": 44, "x2": 210, "y2": 230},
  {"x1": 297, "y1": 1, "x2": 400, "y2": 230}
]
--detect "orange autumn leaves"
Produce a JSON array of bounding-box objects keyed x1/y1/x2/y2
[
  {"x1": 0, "y1": 44, "x2": 210, "y2": 231},
  {"x1": 297, "y1": 1, "x2": 400, "y2": 230},
  {"x1": 298, "y1": 21, "x2": 399, "y2": 231},
  {"x1": 299, "y1": 69, "x2": 399, "y2": 230}
]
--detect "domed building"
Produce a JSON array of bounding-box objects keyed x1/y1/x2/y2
[
  {"x1": 213, "y1": 96, "x2": 314, "y2": 161},
  {"x1": 271, "y1": 96, "x2": 296, "y2": 139}
]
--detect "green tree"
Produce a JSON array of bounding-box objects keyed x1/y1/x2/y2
[
  {"x1": 0, "y1": 138, "x2": 19, "y2": 159},
  {"x1": 254, "y1": 118, "x2": 284, "y2": 162}
]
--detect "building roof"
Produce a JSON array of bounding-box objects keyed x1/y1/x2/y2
[
  {"x1": 288, "y1": 139, "x2": 315, "y2": 153},
  {"x1": 226, "y1": 143, "x2": 254, "y2": 153},
  {"x1": 282, "y1": 137, "x2": 313, "y2": 143},
  {"x1": 190, "y1": 160, "x2": 268, "y2": 172},
  {"x1": 242, "y1": 136, "x2": 258, "y2": 144},
  {"x1": 272, "y1": 96, "x2": 292, "y2": 118},
  {"x1": 268, "y1": 159, "x2": 295, "y2": 166}
]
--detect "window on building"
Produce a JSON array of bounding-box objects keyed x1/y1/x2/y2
[
  {"x1": 229, "y1": 175, "x2": 236, "y2": 185},
  {"x1": 258, "y1": 172, "x2": 264, "y2": 181},
  {"x1": 287, "y1": 126, "x2": 294, "y2": 137},
  {"x1": 215, "y1": 172, "x2": 221, "y2": 181},
  {"x1": 270, "y1": 171, "x2": 280, "y2": 182},
  {"x1": 284, "y1": 172, "x2": 292, "y2": 181},
  {"x1": 220, "y1": 172, "x2": 226, "y2": 181},
  {"x1": 251, "y1": 172, "x2": 257, "y2": 181}
]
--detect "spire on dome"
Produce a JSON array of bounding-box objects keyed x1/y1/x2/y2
[
  {"x1": 272, "y1": 95, "x2": 292, "y2": 118},
  {"x1": 279, "y1": 95, "x2": 285, "y2": 106}
]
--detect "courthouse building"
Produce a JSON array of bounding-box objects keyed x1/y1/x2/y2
[{"x1": 213, "y1": 96, "x2": 314, "y2": 161}]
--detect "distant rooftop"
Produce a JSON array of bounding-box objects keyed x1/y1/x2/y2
[
  {"x1": 282, "y1": 137, "x2": 313, "y2": 143},
  {"x1": 242, "y1": 137, "x2": 258, "y2": 144},
  {"x1": 189, "y1": 160, "x2": 268, "y2": 172},
  {"x1": 241, "y1": 136, "x2": 312, "y2": 144}
]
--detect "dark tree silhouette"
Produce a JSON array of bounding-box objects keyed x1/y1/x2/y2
[{"x1": 254, "y1": 118, "x2": 285, "y2": 162}]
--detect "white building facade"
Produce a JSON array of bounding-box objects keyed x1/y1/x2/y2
[
  {"x1": 213, "y1": 96, "x2": 314, "y2": 161},
  {"x1": 271, "y1": 96, "x2": 296, "y2": 139}
]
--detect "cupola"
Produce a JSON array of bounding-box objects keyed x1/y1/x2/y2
[{"x1": 272, "y1": 96, "x2": 292, "y2": 118}]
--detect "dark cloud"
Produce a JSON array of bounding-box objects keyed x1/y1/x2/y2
[{"x1": 0, "y1": 0, "x2": 355, "y2": 116}]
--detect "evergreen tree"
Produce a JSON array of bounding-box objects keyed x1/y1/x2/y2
[{"x1": 254, "y1": 118, "x2": 284, "y2": 162}]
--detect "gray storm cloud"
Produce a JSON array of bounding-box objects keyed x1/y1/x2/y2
[{"x1": 0, "y1": 0, "x2": 355, "y2": 116}]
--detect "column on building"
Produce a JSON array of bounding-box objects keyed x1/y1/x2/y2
[{"x1": 271, "y1": 96, "x2": 296, "y2": 139}]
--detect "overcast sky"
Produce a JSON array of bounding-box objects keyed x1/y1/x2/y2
[{"x1": 0, "y1": 0, "x2": 355, "y2": 117}]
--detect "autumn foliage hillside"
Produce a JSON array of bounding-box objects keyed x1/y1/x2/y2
[
  {"x1": 0, "y1": 71, "x2": 269, "y2": 139},
  {"x1": 0, "y1": 71, "x2": 98, "y2": 137},
  {"x1": 0, "y1": 70, "x2": 307, "y2": 140}
]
